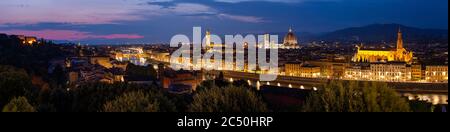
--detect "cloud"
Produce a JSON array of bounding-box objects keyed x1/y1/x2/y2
[
  {"x1": 0, "y1": 0, "x2": 171, "y2": 25},
  {"x1": 167, "y1": 3, "x2": 217, "y2": 15},
  {"x1": 0, "y1": 0, "x2": 267, "y2": 25},
  {"x1": 161, "y1": 3, "x2": 267, "y2": 23},
  {"x1": 215, "y1": 0, "x2": 299, "y2": 3},
  {"x1": 215, "y1": 0, "x2": 338, "y2": 3},
  {"x1": 0, "y1": 29, "x2": 144, "y2": 40},
  {"x1": 217, "y1": 14, "x2": 267, "y2": 23}
]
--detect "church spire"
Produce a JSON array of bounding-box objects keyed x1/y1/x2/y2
[
  {"x1": 397, "y1": 27, "x2": 403, "y2": 50},
  {"x1": 205, "y1": 29, "x2": 211, "y2": 46},
  {"x1": 289, "y1": 27, "x2": 293, "y2": 33},
  {"x1": 206, "y1": 28, "x2": 211, "y2": 35}
]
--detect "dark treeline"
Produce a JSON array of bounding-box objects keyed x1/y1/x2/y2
[{"x1": 0, "y1": 37, "x2": 68, "y2": 77}]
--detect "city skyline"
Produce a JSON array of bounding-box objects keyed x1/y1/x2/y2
[
  {"x1": 0, "y1": 0, "x2": 447, "y2": 113},
  {"x1": 0, "y1": 0, "x2": 448, "y2": 44}
]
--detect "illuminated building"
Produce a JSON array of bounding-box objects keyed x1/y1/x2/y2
[
  {"x1": 285, "y1": 63, "x2": 321, "y2": 78},
  {"x1": 160, "y1": 69, "x2": 203, "y2": 92},
  {"x1": 345, "y1": 62, "x2": 412, "y2": 82},
  {"x1": 344, "y1": 62, "x2": 448, "y2": 83},
  {"x1": 112, "y1": 61, "x2": 128, "y2": 71},
  {"x1": 8, "y1": 35, "x2": 38, "y2": 45},
  {"x1": 411, "y1": 63, "x2": 422, "y2": 81},
  {"x1": 352, "y1": 29, "x2": 413, "y2": 64},
  {"x1": 114, "y1": 47, "x2": 148, "y2": 66},
  {"x1": 308, "y1": 61, "x2": 350, "y2": 79},
  {"x1": 345, "y1": 65, "x2": 372, "y2": 80},
  {"x1": 258, "y1": 27, "x2": 300, "y2": 49},
  {"x1": 370, "y1": 62, "x2": 411, "y2": 82},
  {"x1": 13, "y1": 35, "x2": 26, "y2": 43},
  {"x1": 110, "y1": 68, "x2": 125, "y2": 83},
  {"x1": 90, "y1": 56, "x2": 113, "y2": 69},
  {"x1": 425, "y1": 65, "x2": 448, "y2": 83},
  {"x1": 345, "y1": 29, "x2": 422, "y2": 82},
  {"x1": 204, "y1": 29, "x2": 229, "y2": 51},
  {"x1": 24, "y1": 37, "x2": 37, "y2": 45},
  {"x1": 282, "y1": 27, "x2": 300, "y2": 49},
  {"x1": 149, "y1": 52, "x2": 170, "y2": 62},
  {"x1": 67, "y1": 57, "x2": 114, "y2": 85},
  {"x1": 261, "y1": 33, "x2": 278, "y2": 49}
]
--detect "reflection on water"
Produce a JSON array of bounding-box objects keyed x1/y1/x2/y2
[
  {"x1": 115, "y1": 47, "x2": 148, "y2": 66},
  {"x1": 130, "y1": 57, "x2": 148, "y2": 66},
  {"x1": 402, "y1": 93, "x2": 448, "y2": 105}
]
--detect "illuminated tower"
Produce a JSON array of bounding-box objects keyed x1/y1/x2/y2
[
  {"x1": 205, "y1": 29, "x2": 211, "y2": 46},
  {"x1": 204, "y1": 29, "x2": 212, "y2": 51},
  {"x1": 397, "y1": 28, "x2": 403, "y2": 50},
  {"x1": 264, "y1": 33, "x2": 270, "y2": 48}
]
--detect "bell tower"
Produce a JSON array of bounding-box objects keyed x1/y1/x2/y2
[{"x1": 397, "y1": 28, "x2": 403, "y2": 50}]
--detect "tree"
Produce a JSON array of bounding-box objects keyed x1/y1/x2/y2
[
  {"x1": 0, "y1": 65, "x2": 33, "y2": 108},
  {"x1": 70, "y1": 83, "x2": 163, "y2": 112},
  {"x1": 195, "y1": 78, "x2": 235, "y2": 92},
  {"x1": 232, "y1": 80, "x2": 251, "y2": 89},
  {"x1": 409, "y1": 97, "x2": 434, "y2": 112},
  {"x1": 103, "y1": 91, "x2": 176, "y2": 112},
  {"x1": 50, "y1": 65, "x2": 67, "y2": 86},
  {"x1": 2, "y1": 96, "x2": 36, "y2": 112},
  {"x1": 189, "y1": 85, "x2": 268, "y2": 112},
  {"x1": 126, "y1": 63, "x2": 157, "y2": 80},
  {"x1": 303, "y1": 81, "x2": 411, "y2": 112}
]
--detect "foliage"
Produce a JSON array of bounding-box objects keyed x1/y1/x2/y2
[
  {"x1": 166, "y1": 93, "x2": 193, "y2": 112},
  {"x1": 103, "y1": 90, "x2": 176, "y2": 112},
  {"x1": 126, "y1": 63, "x2": 157, "y2": 80},
  {"x1": 50, "y1": 65, "x2": 67, "y2": 87},
  {"x1": 0, "y1": 38, "x2": 68, "y2": 110},
  {"x1": 0, "y1": 65, "x2": 33, "y2": 108},
  {"x1": 68, "y1": 83, "x2": 176, "y2": 112},
  {"x1": 232, "y1": 80, "x2": 251, "y2": 88},
  {"x1": 0, "y1": 38, "x2": 67, "y2": 77},
  {"x1": 189, "y1": 85, "x2": 268, "y2": 112},
  {"x1": 195, "y1": 78, "x2": 232, "y2": 92},
  {"x1": 2, "y1": 96, "x2": 36, "y2": 112},
  {"x1": 409, "y1": 98, "x2": 434, "y2": 112},
  {"x1": 71, "y1": 83, "x2": 143, "y2": 112},
  {"x1": 303, "y1": 81, "x2": 411, "y2": 112}
]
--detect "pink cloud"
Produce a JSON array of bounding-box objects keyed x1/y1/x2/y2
[
  {"x1": 0, "y1": 29, "x2": 144, "y2": 40},
  {"x1": 0, "y1": 0, "x2": 150, "y2": 25},
  {"x1": 217, "y1": 13, "x2": 267, "y2": 23},
  {"x1": 95, "y1": 34, "x2": 145, "y2": 39}
]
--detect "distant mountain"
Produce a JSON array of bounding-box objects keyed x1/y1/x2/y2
[{"x1": 316, "y1": 24, "x2": 448, "y2": 44}]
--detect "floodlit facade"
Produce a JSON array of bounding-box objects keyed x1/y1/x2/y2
[
  {"x1": 353, "y1": 29, "x2": 413, "y2": 64},
  {"x1": 114, "y1": 47, "x2": 148, "y2": 66},
  {"x1": 370, "y1": 62, "x2": 411, "y2": 82},
  {"x1": 285, "y1": 63, "x2": 321, "y2": 78},
  {"x1": 282, "y1": 27, "x2": 300, "y2": 49},
  {"x1": 425, "y1": 65, "x2": 448, "y2": 83}
]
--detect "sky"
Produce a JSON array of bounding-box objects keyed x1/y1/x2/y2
[{"x1": 0, "y1": 0, "x2": 448, "y2": 44}]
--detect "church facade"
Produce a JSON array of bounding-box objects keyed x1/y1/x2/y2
[{"x1": 352, "y1": 29, "x2": 413, "y2": 64}]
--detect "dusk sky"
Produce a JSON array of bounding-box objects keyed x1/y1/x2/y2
[{"x1": 0, "y1": 0, "x2": 448, "y2": 44}]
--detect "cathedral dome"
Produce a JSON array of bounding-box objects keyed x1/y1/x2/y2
[{"x1": 283, "y1": 27, "x2": 298, "y2": 47}]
